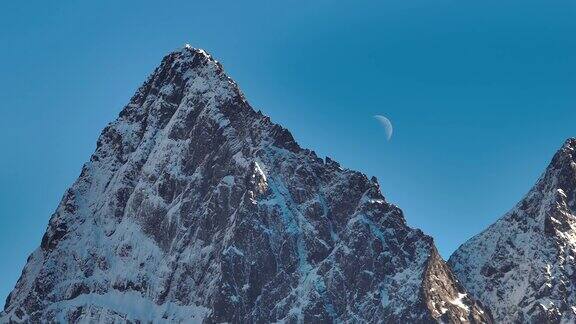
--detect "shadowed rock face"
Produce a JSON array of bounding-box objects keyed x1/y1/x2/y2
[
  {"x1": 1, "y1": 46, "x2": 490, "y2": 323},
  {"x1": 450, "y1": 139, "x2": 576, "y2": 323}
]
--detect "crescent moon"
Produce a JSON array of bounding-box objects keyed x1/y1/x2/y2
[{"x1": 374, "y1": 115, "x2": 393, "y2": 141}]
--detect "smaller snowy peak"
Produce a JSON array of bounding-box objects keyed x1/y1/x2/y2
[{"x1": 449, "y1": 138, "x2": 576, "y2": 323}]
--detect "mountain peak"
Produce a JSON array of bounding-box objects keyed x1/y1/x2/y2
[
  {"x1": 180, "y1": 44, "x2": 214, "y2": 61},
  {"x1": 549, "y1": 137, "x2": 576, "y2": 173},
  {"x1": 1, "y1": 47, "x2": 490, "y2": 323},
  {"x1": 562, "y1": 137, "x2": 576, "y2": 149},
  {"x1": 449, "y1": 138, "x2": 576, "y2": 322}
]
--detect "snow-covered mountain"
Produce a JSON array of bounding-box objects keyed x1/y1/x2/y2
[
  {"x1": 1, "y1": 45, "x2": 490, "y2": 323},
  {"x1": 449, "y1": 138, "x2": 576, "y2": 323}
]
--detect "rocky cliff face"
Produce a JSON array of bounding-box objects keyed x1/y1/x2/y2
[
  {"x1": 1, "y1": 45, "x2": 490, "y2": 323},
  {"x1": 450, "y1": 139, "x2": 576, "y2": 323}
]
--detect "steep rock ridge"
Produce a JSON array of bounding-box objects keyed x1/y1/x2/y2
[
  {"x1": 449, "y1": 138, "x2": 576, "y2": 323},
  {"x1": 2, "y1": 45, "x2": 490, "y2": 323}
]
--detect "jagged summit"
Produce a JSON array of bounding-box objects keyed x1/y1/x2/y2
[
  {"x1": 562, "y1": 137, "x2": 576, "y2": 148},
  {"x1": 449, "y1": 138, "x2": 576, "y2": 323},
  {"x1": 183, "y1": 43, "x2": 198, "y2": 52},
  {"x1": 2, "y1": 47, "x2": 489, "y2": 323},
  {"x1": 182, "y1": 44, "x2": 214, "y2": 60},
  {"x1": 550, "y1": 137, "x2": 576, "y2": 176},
  {"x1": 180, "y1": 44, "x2": 218, "y2": 63}
]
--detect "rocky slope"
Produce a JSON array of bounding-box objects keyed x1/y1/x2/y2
[
  {"x1": 1, "y1": 45, "x2": 490, "y2": 323},
  {"x1": 449, "y1": 138, "x2": 576, "y2": 323}
]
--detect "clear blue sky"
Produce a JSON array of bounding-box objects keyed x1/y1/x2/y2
[{"x1": 1, "y1": 0, "x2": 575, "y2": 304}]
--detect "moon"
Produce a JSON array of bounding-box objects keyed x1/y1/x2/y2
[{"x1": 374, "y1": 115, "x2": 393, "y2": 141}]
